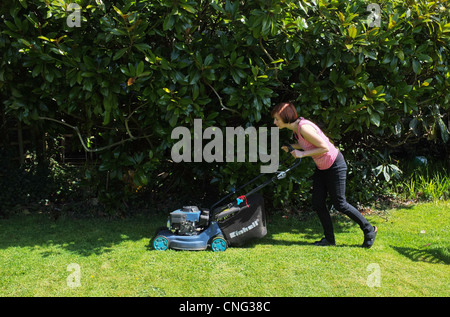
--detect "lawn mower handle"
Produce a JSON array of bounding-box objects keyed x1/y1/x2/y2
[
  {"x1": 210, "y1": 145, "x2": 301, "y2": 213},
  {"x1": 242, "y1": 156, "x2": 301, "y2": 198}
]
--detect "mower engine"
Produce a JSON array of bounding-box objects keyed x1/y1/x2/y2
[{"x1": 168, "y1": 206, "x2": 209, "y2": 236}]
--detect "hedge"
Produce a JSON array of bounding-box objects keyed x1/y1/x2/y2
[{"x1": 1, "y1": 0, "x2": 449, "y2": 214}]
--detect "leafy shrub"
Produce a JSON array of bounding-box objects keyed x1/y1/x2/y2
[
  {"x1": 1, "y1": 0, "x2": 449, "y2": 215},
  {"x1": 0, "y1": 148, "x2": 74, "y2": 214}
]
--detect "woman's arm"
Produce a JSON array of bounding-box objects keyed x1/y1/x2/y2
[
  {"x1": 282, "y1": 143, "x2": 302, "y2": 151},
  {"x1": 290, "y1": 124, "x2": 329, "y2": 159}
]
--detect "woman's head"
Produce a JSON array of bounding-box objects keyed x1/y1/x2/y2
[{"x1": 271, "y1": 102, "x2": 298, "y2": 128}]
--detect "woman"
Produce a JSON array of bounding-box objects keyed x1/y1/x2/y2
[{"x1": 272, "y1": 102, "x2": 377, "y2": 248}]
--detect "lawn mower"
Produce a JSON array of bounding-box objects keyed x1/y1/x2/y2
[{"x1": 152, "y1": 145, "x2": 301, "y2": 252}]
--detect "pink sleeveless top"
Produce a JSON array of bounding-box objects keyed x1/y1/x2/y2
[{"x1": 294, "y1": 118, "x2": 339, "y2": 170}]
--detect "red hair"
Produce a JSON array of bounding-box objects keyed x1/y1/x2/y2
[{"x1": 271, "y1": 102, "x2": 298, "y2": 123}]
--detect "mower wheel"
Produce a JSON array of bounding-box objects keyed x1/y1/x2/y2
[
  {"x1": 211, "y1": 236, "x2": 227, "y2": 252},
  {"x1": 153, "y1": 235, "x2": 169, "y2": 251}
]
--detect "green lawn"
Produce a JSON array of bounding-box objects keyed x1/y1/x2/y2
[{"x1": 0, "y1": 201, "x2": 448, "y2": 297}]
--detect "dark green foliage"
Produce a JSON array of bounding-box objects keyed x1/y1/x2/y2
[{"x1": 1, "y1": 0, "x2": 449, "y2": 215}]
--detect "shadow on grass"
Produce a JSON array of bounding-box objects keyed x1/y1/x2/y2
[
  {"x1": 392, "y1": 246, "x2": 450, "y2": 265},
  {"x1": 0, "y1": 210, "x2": 371, "y2": 257},
  {"x1": 249, "y1": 213, "x2": 368, "y2": 248},
  {"x1": 0, "y1": 214, "x2": 164, "y2": 257}
]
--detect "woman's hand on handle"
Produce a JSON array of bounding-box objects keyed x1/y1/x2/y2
[
  {"x1": 281, "y1": 145, "x2": 304, "y2": 159},
  {"x1": 290, "y1": 150, "x2": 304, "y2": 159}
]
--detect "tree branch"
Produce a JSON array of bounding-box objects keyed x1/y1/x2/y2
[
  {"x1": 204, "y1": 80, "x2": 240, "y2": 115},
  {"x1": 37, "y1": 116, "x2": 152, "y2": 153}
]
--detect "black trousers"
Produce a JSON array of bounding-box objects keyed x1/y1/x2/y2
[{"x1": 312, "y1": 152, "x2": 373, "y2": 244}]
